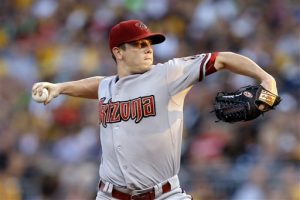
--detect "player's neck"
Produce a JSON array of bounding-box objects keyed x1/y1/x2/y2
[
  {"x1": 117, "y1": 63, "x2": 136, "y2": 79},
  {"x1": 117, "y1": 66, "x2": 131, "y2": 79},
  {"x1": 117, "y1": 62, "x2": 151, "y2": 79}
]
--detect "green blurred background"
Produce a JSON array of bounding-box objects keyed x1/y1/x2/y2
[{"x1": 0, "y1": 0, "x2": 299, "y2": 199}]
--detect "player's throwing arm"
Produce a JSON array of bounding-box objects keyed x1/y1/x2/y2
[{"x1": 32, "y1": 77, "x2": 103, "y2": 104}]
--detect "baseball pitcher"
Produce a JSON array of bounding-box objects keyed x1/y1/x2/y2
[{"x1": 32, "y1": 20, "x2": 280, "y2": 200}]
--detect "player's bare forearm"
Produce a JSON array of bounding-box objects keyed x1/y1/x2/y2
[
  {"x1": 57, "y1": 76, "x2": 103, "y2": 99},
  {"x1": 32, "y1": 76, "x2": 103, "y2": 105},
  {"x1": 214, "y1": 52, "x2": 278, "y2": 95}
]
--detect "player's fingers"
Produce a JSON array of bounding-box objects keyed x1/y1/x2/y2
[
  {"x1": 44, "y1": 88, "x2": 58, "y2": 105},
  {"x1": 44, "y1": 93, "x2": 54, "y2": 105},
  {"x1": 258, "y1": 104, "x2": 269, "y2": 111},
  {"x1": 32, "y1": 82, "x2": 52, "y2": 96},
  {"x1": 32, "y1": 83, "x2": 41, "y2": 95},
  {"x1": 44, "y1": 96, "x2": 50, "y2": 105},
  {"x1": 32, "y1": 82, "x2": 46, "y2": 95},
  {"x1": 32, "y1": 82, "x2": 41, "y2": 90}
]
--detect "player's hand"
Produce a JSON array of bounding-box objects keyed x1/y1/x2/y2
[
  {"x1": 32, "y1": 82, "x2": 60, "y2": 105},
  {"x1": 259, "y1": 75, "x2": 278, "y2": 111}
]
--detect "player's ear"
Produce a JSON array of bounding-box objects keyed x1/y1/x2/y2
[{"x1": 112, "y1": 47, "x2": 123, "y2": 60}]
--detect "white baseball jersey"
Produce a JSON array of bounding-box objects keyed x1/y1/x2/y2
[{"x1": 97, "y1": 52, "x2": 218, "y2": 190}]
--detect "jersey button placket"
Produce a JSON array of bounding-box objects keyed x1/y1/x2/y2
[
  {"x1": 114, "y1": 84, "x2": 121, "y2": 100},
  {"x1": 112, "y1": 124, "x2": 129, "y2": 175},
  {"x1": 117, "y1": 145, "x2": 121, "y2": 151},
  {"x1": 114, "y1": 125, "x2": 119, "y2": 130}
]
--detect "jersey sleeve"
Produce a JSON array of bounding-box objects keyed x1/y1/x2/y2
[{"x1": 165, "y1": 52, "x2": 218, "y2": 95}]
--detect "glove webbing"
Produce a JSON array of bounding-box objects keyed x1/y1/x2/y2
[{"x1": 215, "y1": 100, "x2": 248, "y2": 122}]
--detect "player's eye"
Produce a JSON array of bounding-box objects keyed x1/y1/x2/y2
[{"x1": 129, "y1": 40, "x2": 152, "y2": 49}]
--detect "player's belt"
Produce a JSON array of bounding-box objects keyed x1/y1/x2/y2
[{"x1": 99, "y1": 180, "x2": 171, "y2": 200}]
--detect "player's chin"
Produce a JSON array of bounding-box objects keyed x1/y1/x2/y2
[
  {"x1": 136, "y1": 64, "x2": 152, "y2": 74},
  {"x1": 144, "y1": 58, "x2": 153, "y2": 66}
]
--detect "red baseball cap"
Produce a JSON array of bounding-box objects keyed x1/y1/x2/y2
[{"x1": 109, "y1": 20, "x2": 166, "y2": 51}]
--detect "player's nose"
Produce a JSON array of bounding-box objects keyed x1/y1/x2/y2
[{"x1": 144, "y1": 47, "x2": 153, "y2": 54}]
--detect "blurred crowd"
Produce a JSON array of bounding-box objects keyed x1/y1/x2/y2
[{"x1": 0, "y1": 0, "x2": 299, "y2": 200}]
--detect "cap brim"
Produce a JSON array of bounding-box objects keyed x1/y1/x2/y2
[
  {"x1": 147, "y1": 33, "x2": 166, "y2": 45},
  {"x1": 124, "y1": 33, "x2": 166, "y2": 45}
]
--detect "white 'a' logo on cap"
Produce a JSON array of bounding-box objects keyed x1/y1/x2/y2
[{"x1": 135, "y1": 22, "x2": 148, "y2": 30}]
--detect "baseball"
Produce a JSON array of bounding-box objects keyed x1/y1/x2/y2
[{"x1": 32, "y1": 88, "x2": 49, "y2": 103}]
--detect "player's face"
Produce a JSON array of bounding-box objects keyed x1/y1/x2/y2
[{"x1": 122, "y1": 39, "x2": 154, "y2": 73}]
